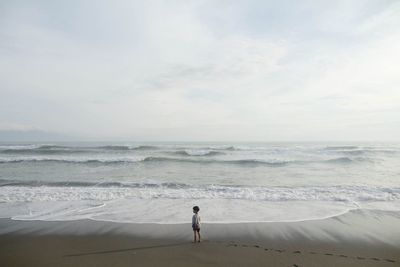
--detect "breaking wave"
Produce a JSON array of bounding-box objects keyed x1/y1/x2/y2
[
  {"x1": 1, "y1": 180, "x2": 399, "y2": 203},
  {"x1": 0, "y1": 156, "x2": 369, "y2": 166}
]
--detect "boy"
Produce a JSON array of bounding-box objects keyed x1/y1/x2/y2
[{"x1": 192, "y1": 206, "x2": 201, "y2": 243}]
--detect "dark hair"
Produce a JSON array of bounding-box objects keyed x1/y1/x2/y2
[{"x1": 193, "y1": 206, "x2": 200, "y2": 212}]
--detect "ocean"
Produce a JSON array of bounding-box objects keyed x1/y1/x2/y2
[{"x1": 0, "y1": 142, "x2": 399, "y2": 223}]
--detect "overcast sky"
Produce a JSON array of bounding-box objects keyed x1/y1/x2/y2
[{"x1": 0, "y1": 0, "x2": 399, "y2": 141}]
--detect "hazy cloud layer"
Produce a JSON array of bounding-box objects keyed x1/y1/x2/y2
[{"x1": 1, "y1": 0, "x2": 399, "y2": 141}]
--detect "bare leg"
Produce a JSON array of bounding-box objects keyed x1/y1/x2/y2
[
  {"x1": 197, "y1": 230, "x2": 201, "y2": 242},
  {"x1": 193, "y1": 231, "x2": 197, "y2": 243}
]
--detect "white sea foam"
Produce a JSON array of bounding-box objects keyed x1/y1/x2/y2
[
  {"x1": 0, "y1": 198, "x2": 359, "y2": 223},
  {"x1": 1, "y1": 185, "x2": 399, "y2": 203},
  {"x1": 0, "y1": 185, "x2": 399, "y2": 223},
  {"x1": 2, "y1": 197, "x2": 400, "y2": 224}
]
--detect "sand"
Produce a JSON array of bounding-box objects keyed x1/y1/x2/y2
[{"x1": 1, "y1": 209, "x2": 400, "y2": 267}]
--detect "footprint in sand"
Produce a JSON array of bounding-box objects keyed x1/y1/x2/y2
[{"x1": 224, "y1": 242, "x2": 394, "y2": 264}]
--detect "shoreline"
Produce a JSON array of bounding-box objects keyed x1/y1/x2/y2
[
  {"x1": 1, "y1": 209, "x2": 400, "y2": 266},
  {"x1": 2, "y1": 209, "x2": 400, "y2": 244}
]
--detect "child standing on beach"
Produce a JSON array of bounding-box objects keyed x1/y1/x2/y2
[{"x1": 192, "y1": 206, "x2": 201, "y2": 243}]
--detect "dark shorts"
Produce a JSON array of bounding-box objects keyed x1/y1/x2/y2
[{"x1": 192, "y1": 224, "x2": 200, "y2": 232}]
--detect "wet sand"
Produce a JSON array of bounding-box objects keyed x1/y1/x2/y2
[{"x1": 1, "y1": 209, "x2": 399, "y2": 267}]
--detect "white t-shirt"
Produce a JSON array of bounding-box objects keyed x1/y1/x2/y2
[{"x1": 192, "y1": 213, "x2": 201, "y2": 227}]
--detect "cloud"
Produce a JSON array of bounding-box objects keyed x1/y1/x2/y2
[{"x1": 0, "y1": 0, "x2": 399, "y2": 141}]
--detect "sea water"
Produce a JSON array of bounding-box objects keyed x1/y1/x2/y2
[{"x1": 0, "y1": 142, "x2": 399, "y2": 223}]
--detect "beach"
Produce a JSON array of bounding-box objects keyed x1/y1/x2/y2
[
  {"x1": 2, "y1": 0, "x2": 400, "y2": 265},
  {"x1": 1, "y1": 142, "x2": 400, "y2": 266},
  {"x1": 1, "y1": 209, "x2": 399, "y2": 267}
]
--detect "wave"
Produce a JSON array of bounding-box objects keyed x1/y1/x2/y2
[
  {"x1": 322, "y1": 146, "x2": 400, "y2": 157},
  {"x1": 0, "y1": 144, "x2": 162, "y2": 154},
  {"x1": 0, "y1": 145, "x2": 90, "y2": 154},
  {"x1": 217, "y1": 146, "x2": 237, "y2": 151},
  {"x1": 95, "y1": 145, "x2": 159, "y2": 151},
  {"x1": 172, "y1": 150, "x2": 224, "y2": 157},
  {"x1": 324, "y1": 157, "x2": 354, "y2": 164},
  {"x1": 341, "y1": 149, "x2": 399, "y2": 156},
  {"x1": 97, "y1": 145, "x2": 130, "y2": 150},
  {"x1": 0, "y1": 156, "x2": 368, "y2": 166},
  {"x1": 0, "y1": 157, "x2": 284, "y2": 165},
  {"x1": 1, "y1": 180, "x2": 399, "y2": 203},
  {"x1": 0, "y1": 157, "x2": 183, "y2": 165},
  {"x1": 0, "y1": 158, "x2": 138, "y2": 165},
  {"x1": 36, "y1": 145, "x2": 70, "y2": 149},
  {"x1": 205, "y1": 146, "x2": 241, "y2": 151},
  {"x1": 324, "y1": 146, "x2": 359, "y2": 150},
  {"x1": 0, "y1": 179, "x2": 188, "y2": 189},
  {"x1": 131, "y1": 145, "x2": 159, "y2": 150},
  {"x1": 143, "y1": 156, "x2": 367, "y2": 166},
  {"x1": 141, "y1": 157, "x2": 290, "y2": 166},
  {"x1": 0, "y1": 148, "x2": 89, "y2": 155}
]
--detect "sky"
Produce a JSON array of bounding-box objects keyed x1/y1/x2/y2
[{"x1": 0, "y1": 0, "x2": 399, "y2": 142}]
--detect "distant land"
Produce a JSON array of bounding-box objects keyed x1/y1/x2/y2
[{"x1": 0, "y1": 130, "x2": 72, "y2": 142}]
